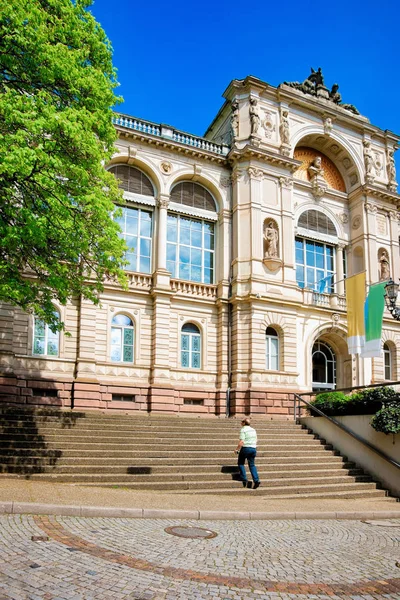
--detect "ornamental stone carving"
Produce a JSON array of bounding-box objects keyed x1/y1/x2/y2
[
  {"x1": 352, "y1": 215, "x2": 361, "y2": 230},
  {"x1": 282, "y1": 68, "x2": 360, "y2": 114},
  {"x1": 279, "y1": 176, "x2": 293, "y2": 189},
  {"x1": 231, "y1": 101, "x2": 239, "y2": 139},
  {"x1": 387, "y1": 148, "x2": 397, "y2": 191},
  {"x1": 249, "y1": 98, "x2": 260, "y2": 135},
  {"x1": 263, "y1": 219, "x2": 279, "y2": 259},
  {"x1": 263, "y1": 111, "x2": 275, "y2": 138},
  {"x1": 248, "y1": 167, "x2": 264, "y2": 180},
  {"x1": 279, "y1": 110, "x2": 290, "y2": 145},
  {"x1": 160, "y1": 161, "x2": 172, "y2": 174},
  {"x1": 363, "y1": 140, "x2": 376, "y2": 183},
  {"x1": 378, "y1": 248, "x2": 390, "y2": 281},
  {"x1": 323, "y1": 117, "x2": 333, "y2": 135},
  {"x1": 307, "y1": 156, "x2": 327, "y2": 199},
  {"x1": 365, "y1": 202, "x2": 377, "y2": 214},
  {"x1": 231, "y1": 169, "x2": 244, "y2": 183},
  {"x1": 339, "y1": 213, "x2": 349, "y2": 224},
  {"x1": 157, "y1": 196, "x2": 170, "y2": 209}
]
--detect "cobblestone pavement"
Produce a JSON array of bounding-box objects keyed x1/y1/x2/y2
[{"x1": 1, "y1": 515, "x2": 400, "y2": 600}]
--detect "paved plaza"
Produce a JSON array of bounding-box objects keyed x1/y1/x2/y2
[{"x1": 1, "y1": 513, "x2": 400, "y2": 600}]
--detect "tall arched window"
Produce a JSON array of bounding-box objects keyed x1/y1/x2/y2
[
  {"x1": 384, "y1": 343, "x2": 392, "y2": 380},
  {"x1": 296, "y1": 210, "x2": 337, "y2": 293},
  {"x1": 167, "y1": 182, "x2": 217, "y2": 284},
  {"x1": 33, "y1": 310, "x2": 60, "y2": 357},
  {"x1": 111, "y1": 314, "x2": 134, "y2": 363},
  {"x1": 110, "y1": 165, "x2": 154, "y2": 274},
  {"x1": 312, "y1": 340, "x2": 336, "y2": 391},
  {"x1": 266, "y1": 327, "x2": 279, "y2": 370},
  {"x1": 181, "y1": 323, "x2": 201, "y2": 369}
]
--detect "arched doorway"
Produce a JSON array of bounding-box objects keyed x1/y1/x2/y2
[{"x1": 312, "y1": 340, "x2": 336, "y2": 391}]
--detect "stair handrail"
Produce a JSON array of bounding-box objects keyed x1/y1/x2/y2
[{"x1": 293, "y1": 392, "x2": 400, "y2": 471}]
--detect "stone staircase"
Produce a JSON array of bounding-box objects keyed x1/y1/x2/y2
[{"x1": 0, "y1": 407, "x2": 395, "y2": 499}]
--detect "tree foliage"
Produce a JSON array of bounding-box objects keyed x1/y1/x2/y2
[{"x1": 0, "y1": 0, "x2": 127, "y2": 330}]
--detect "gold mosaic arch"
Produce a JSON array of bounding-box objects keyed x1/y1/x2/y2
[{"x1": 294, "y1": 147, "x2": 346, "y2": 192}]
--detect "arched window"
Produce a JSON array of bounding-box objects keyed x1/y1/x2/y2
[
  {"x1": 167, "y1": 183, "x2": 216, "y2": 284},
  {"x1": 109, "y1": 165, "x2": 154, "y2": 196},
  {"x1": 33, "y1": 310, "x2": 60, "y2": 357},
  {"x1": 111, "y1": 314, "x2": 134, "y2": 363},
  {"x1": 312, "y1": 341, "x2": 336, "y2": 391},
  {"x1": 110, "y1": 166, "x2": 154, "y2": 274},
  {"x1": 181, "y1": 323, "x2": 201, "y2": 369},
  {"x1": 384, "y1": 343, "x2": 392, "y2": 380},
  {"x1": 296, "y1": 210, "x2": 338, "y2": 294},
  {"x1": 170, "y1": 182, "x2": 216, "y2": 211},
  {"x1": 266, "y1": 327, "x2": 279, "y2": 370}
]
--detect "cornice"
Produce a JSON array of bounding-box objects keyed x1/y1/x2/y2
[
  {"x1": 348, "y1": 183, "x2": 400, "y2": 205},
  {"x1": 115, "y1": 126, "x2": 229, "y2": 166},
  {"x1": 228, "y1": 144, "x2": 301, "y2": 173}
]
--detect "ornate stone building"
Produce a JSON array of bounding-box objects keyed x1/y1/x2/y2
[{"x1": 1, "y1": 70, "x2": 399, "y2": 417}]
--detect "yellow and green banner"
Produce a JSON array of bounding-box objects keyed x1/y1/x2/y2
[
  {"x1": 346, "y1": 272, "x2": 366, "y2": 355},
  {"x1": 360, "y1": 282, "x2": 386, "y2": 358}
]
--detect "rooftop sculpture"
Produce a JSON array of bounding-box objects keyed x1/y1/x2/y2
[{"x1": 282, "y1": 68, "x2": 360, "y2": 115}]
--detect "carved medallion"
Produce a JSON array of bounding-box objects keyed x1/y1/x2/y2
[{"x1": 160, "y1": 161, "x2": 172, "y2": 174}]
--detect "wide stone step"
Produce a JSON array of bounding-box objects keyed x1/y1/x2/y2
[
  {"x1": 0, "y1": 464, "x2": 364, "y2": 479},
  {"x1": 0, "y1": 457, "x2": 352, "y2": 471},
  {"x1": 188, "y1": 488, "x2": 390, "y2": 499},
  {"x1": 0, "y1": 472, "x2": 375, "y2": 488}
]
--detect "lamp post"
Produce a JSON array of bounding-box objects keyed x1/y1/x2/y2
[{"x1": 384, "y1": 279, "x2": 400, "y2": 320}]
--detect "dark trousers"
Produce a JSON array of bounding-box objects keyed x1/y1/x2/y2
[{"x1": 238, "y1": 447, "x2": 259, "y2": 483}]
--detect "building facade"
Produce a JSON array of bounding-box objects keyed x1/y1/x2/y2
[{"x1": 1, "y1": 71, "x2": 400, "y2": 418}]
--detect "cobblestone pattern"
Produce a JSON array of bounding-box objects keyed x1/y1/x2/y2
[{"x1": 0, "y1": 514, "x2": 399, "y2": 599}]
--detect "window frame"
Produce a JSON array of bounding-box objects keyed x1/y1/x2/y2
[
  {"x1": 110, "y1": 314, "x2": 135, "y2": 364},
  {"x1": 180, "y1": 323, "x2": 202, "y2": 370},
  {"x1": 166, "y1": 213, "x2": 215, "y2": 284},
  {"x1": 383, "y1": 342, "x2": 392, "y2": 381},
  {"x1": 115, "y1": 205, "x2": 153, "y2": 274},
  {"x1": 312, "y1": 340, "x2": 336, "y2": 391},
  {"x1": 33, "y1": 311, "x2": 60, "y2": 357},
  {"x1": 265, "y1": 327, "x2": 279, "y2": 371},
  {"x1": 295, "y1": 237, "x2": 336, "y2": 293}
]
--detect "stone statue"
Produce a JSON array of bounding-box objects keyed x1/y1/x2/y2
[
  {"x1": 379, "y1": 249, "x2": 390, "y2": 281},
  {"x1": 282, "y1": 70, "x2": 360, "y2": 115},
  {"x1": 329, "y1": 84, "x2": 342, "y2": 104},
  {"x1": 249, "y1": 98, "x2": 260, "y2": 135},
  {"x1": 231, "y1": 101, "x2": 239, "y2": 138},
  {"x1": 264, "y1": 221, "x2": 279, "y2": 258},
  {"x1": 387, "y1": 149, "x2": 397, "y2": 183},
  {"x1": 279, "y1": 110, "x2": 290, "y2": 145},
  {"x1": 308, "y1": 156, "x2": 324, "y2": 180},
  {"x1": 323, "y1": 117, "x2": 333, "y2": 135},
  {"x1": 363, "y1": 141, "x2": 375, "y2": 179}
]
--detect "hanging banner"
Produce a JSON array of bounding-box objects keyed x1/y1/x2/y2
[
  {"x1": 346, "y1": 271, "x2": 366, "y2": 355},
  {"x1": 360, "y1": 282, "x2": 386, "y2": 358}
]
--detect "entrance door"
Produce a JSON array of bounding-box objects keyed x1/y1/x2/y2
[{"x1": 312, "y1": 340, "x2": 336, "y2": 392}]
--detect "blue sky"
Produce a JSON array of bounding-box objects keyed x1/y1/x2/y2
[{"x1": 89, "y1": 0, "x2": 400, "y2": 144}]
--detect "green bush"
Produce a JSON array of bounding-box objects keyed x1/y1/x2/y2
[
  {"x1": 371, "y1": 403, "x2": 400, "y2": 435},
  {"x1": 309, "y1": 386, "x2": 400, "y2": 417},
  {"x1": 309, "y1": 392, "x2": 349, "y2": 416}
]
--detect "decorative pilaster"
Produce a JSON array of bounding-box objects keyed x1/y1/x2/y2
[
  {"x1": 153, "y1": 194, "x2": 170, "y2": 289},
  {"x1": 336, "y1": 244, "x2": 345, "y2": 296}
]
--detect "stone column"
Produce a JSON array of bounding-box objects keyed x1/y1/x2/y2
[
  {"x1": 336, "y1": 244, "x2": 345, "y2": 296},
  {"x1": 153, "y1": 194, "x2": 171, "y2": 289},
  {"x1": 389, "y1": 211, "x2": 400, "y2": 282},
  {"x1": 280, "y1": 177, "x2": 296, "y2": 283}
]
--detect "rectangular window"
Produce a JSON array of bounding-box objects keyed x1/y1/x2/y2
[
  {"x1": 295, "y1": 238, "x2": 335, "y2": 293},
  {"x1": 167, "y1": 214, "x2": 214, "y2": 283},
  {"x1": 116, "y1": 207, "x2": 152, "y2": 274},
  {"x1": 111, "y1": 394, "x2": 135, "y2": 402}
]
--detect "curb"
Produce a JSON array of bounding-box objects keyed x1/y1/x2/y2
[{"x1": 1, "y1": 501, "x2": 400, "y2": 520}]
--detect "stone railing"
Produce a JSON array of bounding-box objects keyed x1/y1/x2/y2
[
  {"x1": 171, "y1": 279, "x2": 218, "y2": 299},
  {"x1": 312, "y1": 291, "x2": 347, "y2": 309},
  {"x1": 127, "y1": 273, "x2": 152, "y2": 290},
  {"x1": 112, "y1": 115, "x2": 161, "y2": 137},
  {"x1": 113, "y1": 113, "x2": 229, "y2": 157}
]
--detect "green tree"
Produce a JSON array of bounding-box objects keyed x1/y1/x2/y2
[{"x1": 0, "y1": 0, "x2": 127, "y2": 331}]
